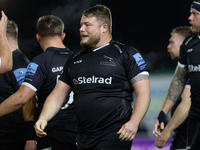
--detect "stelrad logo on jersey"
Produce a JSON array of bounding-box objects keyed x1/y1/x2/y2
[
  {"x1": 73, "y1": 76, "x2": 112, "y2": 85},
  {"x1": 188, "y1": 64, "x2": 200, "y2": 72}
]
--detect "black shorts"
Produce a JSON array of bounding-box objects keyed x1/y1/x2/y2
[
  {"x1": 187, "y1": 118, "x2": 200, "y2": 150},
  {"x1": 0, "y1": 141, "x2": 25, "y2": 150},
  {"x1": 77, "y1": 122, "x2": 132, "y2": 150},
  {"x1": 37, "y1": 122, "x2": 78, "y2": 150},
  {"x1": 170, "y1": 121, "x2": 187, "y2": 150}
]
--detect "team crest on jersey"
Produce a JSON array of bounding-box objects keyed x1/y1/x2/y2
[
  {"x1": 25, "y1": 62, "x2": 39, "y2": 80},
  {"x1": 100, "y1": 55, "x2": 116, "y2": 67},
  {"x1": 133, "y1": 53, "x2": 146, "y2": 70},
  {"x1": 13, "y1": 68, "x2": 27, "y2": 86}
]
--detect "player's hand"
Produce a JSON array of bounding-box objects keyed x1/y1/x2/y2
[
  {"x1": 155, "y1": 135, "x2": 164, "y2": 148},
  {"x1": 0, "y1": 11, "x2": 7, "y2": 36},
  {"x1": 34, "y1": 119, "x2": 47, "y2": 138},
  {"x1": 117, "y1": 121, "x2": 138, "y2": 141},
  {"x1": 24, "y1": 140, "x2": 37, "y2": 150},
  {"x1": 155, "y1": 127, "x2": 171, "y2": 148},
  {"x1": 153, "y1": 119, "x2": 164, "y2": 137}
]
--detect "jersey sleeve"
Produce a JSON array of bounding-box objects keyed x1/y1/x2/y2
[
  {"x1": 123, "y1": 47, "x2": 148, "y2": 80},
  {"x1": 4, "y1": 51, "x2": 29, "y2": 91},
  {"x1": 22, "y1": 60, "x2": 46, "y2": 92},
  {"x1": 59, "y1": 55, "x2": 74, "y2": 87},
  {"x1": 185, "y1": 78, "x2": 191, "y2": 89},
  {"x1": 3, "y1": 67, "x2": 27, "y2": 91}
]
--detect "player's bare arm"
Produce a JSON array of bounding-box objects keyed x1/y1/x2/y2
[
  {"x1": 35, "y1": 80, "x2": 71, "y2": 138},
  {"x1": 23, "y1": 95, "x2": 37, "y2": 122},
  {"x1": 155, "y1": 87, "x2": 191, "y2": 148},
  {"x1": 0, "y1": 85, "x2": 35, "y2": 117},
  {"x1": 130, "y1": 73, "x2": 149, "y2": 84},
  {"x1": 154, "y1": 65, "x2": 188, "y2": 137},
  {"x1": 166, "y1": 66, "x2": 188, "y2": 103},
  {"x1": 0, "y1": 11, "x2": 12, "y2": 74},
  {"x1": 118, "y1": 73, "x2": 150, "y2": 141}
]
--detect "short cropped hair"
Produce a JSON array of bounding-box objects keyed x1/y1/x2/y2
[
  {"x1": 171, "y1": 26, "x2": 192, "y2": 38},
  {"x1": 83, "y1": 4, "x2": 112, "y2": 34},
  {"x1": 36, "y1": 15, "x2": 64, "y2": 37},
  {"x1": 6, "y1": 20, "x2": 18, "y2": 40}
]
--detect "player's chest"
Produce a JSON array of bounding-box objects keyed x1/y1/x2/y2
[
  {"x1": 187, "y1": 45, "x2": 200, "y2": 65},
  {"x1": 69, "y1": 52, "x2": 125, "y2": 77}
]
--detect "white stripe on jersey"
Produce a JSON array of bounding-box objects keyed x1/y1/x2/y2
[
  {"x1": 178, "y1": 61, "x2": 185, "y2": 68},
  {"x1": 41, "y1": 147, "x2": 52, "y2": 150},
  {"x1": 22, "y1": 82, "x2": 37, "y2": 92},
  {"x1": 93, "y1": 43, "x2": 110, "y2": 52},
  {"x1": 186, "y1": 146, "x2": 190, "y2": 150},
  {"x1": 185, "y1": 84, "x2": 191, "y2": 89},
  {"x1": 138, "y1": 71, "x2": 149, "y2": 76}
]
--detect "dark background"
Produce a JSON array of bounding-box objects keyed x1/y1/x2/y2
[{"x1": 0, "y1": 0, "x2": 194, "y2": 71}]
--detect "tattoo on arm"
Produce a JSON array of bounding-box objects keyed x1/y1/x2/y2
[
  {"x1": 130, "y1": 74, "x2": 149, "y2": 84},
  {"x1": 166, "y1": 66, "x2": 188, "y2": 103}
]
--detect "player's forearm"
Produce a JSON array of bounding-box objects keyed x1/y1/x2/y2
[
  {"x1": 0, "y1": 92, "x2": 25, "y2": 117},
  {"x1": 0, "y1": 11, "x2": 12, "y2": 74},
  {"x1": 39, "y1": 80, "x2": 71, "y2": 122},
  {"x1": 0, "y1": 35, "x2": 12, "y2": 74},
  {"x1": 38, "y1": 94, "x2": 63, "y2": 122},
  {"x1": 0, "y1": 85, "x2": 34, "y2": 117},
  {"x1": 161, "y1": 99, "x2": 175, "y2": 115},
  {"x1": 165, "y1": 96, "x2": 190, "y2": 131},
  {"x1": 23, "y1": 95, "x2": 37, "y2": 122},
  {"x1": 130, "y1": 96, "x2": 151, "y2": 126}
]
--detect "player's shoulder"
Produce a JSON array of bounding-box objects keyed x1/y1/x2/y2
[
  {"x1": 111, "y1": 40, "x2": 138, "y2": 55},
  {"x1": 12, "y1": 49, "x2": 30, "y2": 66},
  {"x1": 71, "y1": 48, "x2": 87, "y2": 59},
  {"x1": 31, "y1": 51, "x2": 46, "y2": 62},
  {"x1": 183, "y1": 33, "x2": 199, "y2": 47}
]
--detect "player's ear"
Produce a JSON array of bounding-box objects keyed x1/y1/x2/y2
[
  {"x1": 102, "y1": 23, "x2": 108, "y2": 33},
  {"x1": 61, "y1": 33, "x2": 66, "y2": 41},
  {"x1": 36, "y1": 34, "x2": 41, "y2": 43}
]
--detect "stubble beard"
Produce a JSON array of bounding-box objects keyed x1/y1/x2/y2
[
  {"x1": 191, "y1": 26, "x2": 200, "y2": 34},
  {"x1": 80, "y1": 34, "x2": 101, "y2": 50}
]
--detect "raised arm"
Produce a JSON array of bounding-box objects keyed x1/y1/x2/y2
[
  {"x1": 0, "y1": 11, "x2": 12, "y2": 74},
  {"x1": 117, "y1": 72, "x2": 151, "y2": 141},
  {"x1": 34, "y1": 80, "x2": 71, "y2": 137},
  {"x1": 154, "y1": 65, "x2": 188, "y2": 136}
]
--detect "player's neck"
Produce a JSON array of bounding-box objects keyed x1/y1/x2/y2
[
  {"x1": 41, "y1": 40, "x2": 66, "y2": 51},
  {"x1": 6, "y1": 37, "x2": 18, "y2": 52},
  {"x1": 93, "y1": 34, "x2": 112, "y2": 50}
]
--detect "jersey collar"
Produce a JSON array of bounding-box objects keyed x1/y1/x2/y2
[{"x1": 93, "y1": 43, "x2": 110, "y2": 52}]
